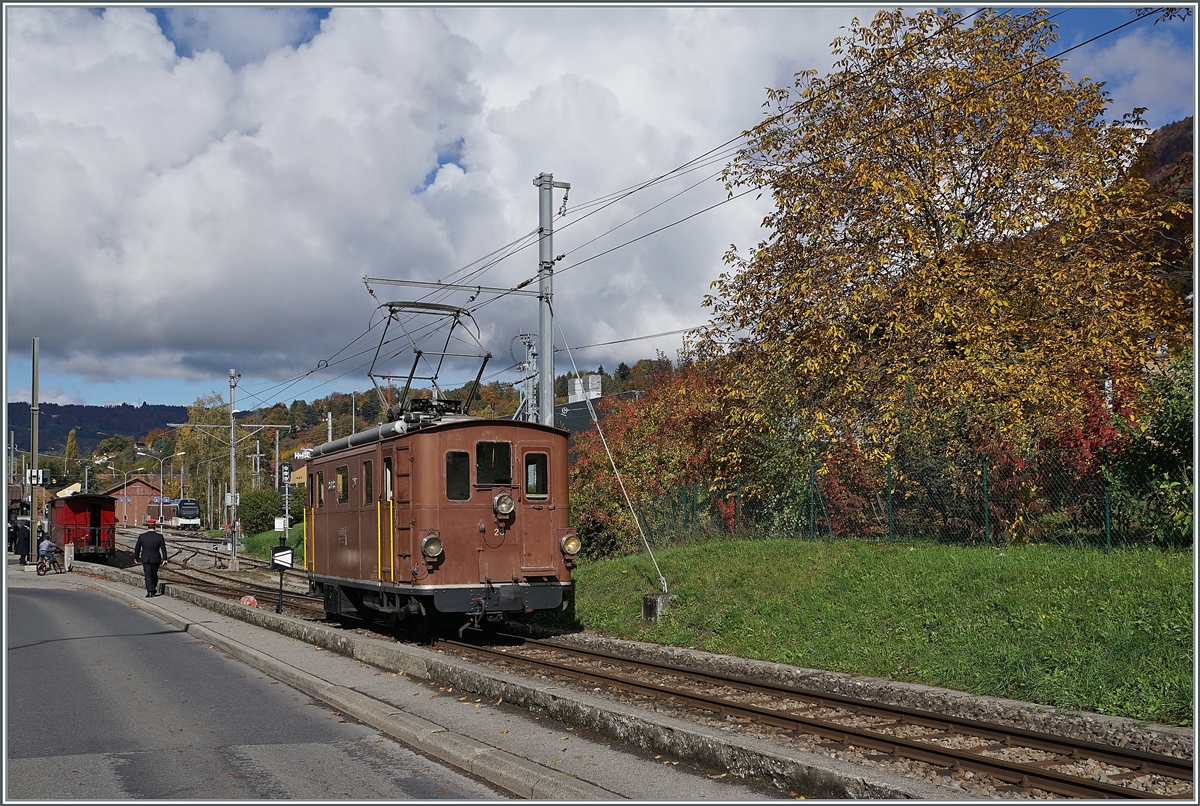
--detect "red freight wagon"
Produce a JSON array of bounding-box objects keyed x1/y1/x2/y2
[{"x1": 49, "y1": 494, "x2": 117, "y2": 562}]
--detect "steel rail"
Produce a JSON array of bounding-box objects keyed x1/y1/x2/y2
[
  {"x1": 158, "y1": 567, "x2": 324, "y2": 614},
  {"x1": 446, "y1": 640, "x2": 1185, "y2": 800},
  {"x1": 512, "y1": 637, "x2": 1193, "y2": 784}
]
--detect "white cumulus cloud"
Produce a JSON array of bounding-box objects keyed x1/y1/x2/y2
[{"x1": 4, "y1": 6, "x2": 1193, "y2": 407}]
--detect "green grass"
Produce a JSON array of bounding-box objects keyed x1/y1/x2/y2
[
  {"x1": 242, "y1": 524, "x2": 305, "y2": 562},
  {"x1": 570, "y1": 539, "x2": 1193, "y2": 726}
]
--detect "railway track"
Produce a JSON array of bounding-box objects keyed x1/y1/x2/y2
[
  {"x1": 113, "y1": 531, "x2": 322, "y2": 617},
  {"x1": 115, "y1": 530, "x2": 310, "y2": 583},
  {"x1": 437, "y1": 635, "x2": 1192, "y2": 800},
  {"x1": 156, "y1": 565, "x2": 326, "y2": 616}
]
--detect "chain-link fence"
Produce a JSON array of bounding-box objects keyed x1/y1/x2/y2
[{"x1": 632, "y1": 451, "x2": 1193, "y2": 550}]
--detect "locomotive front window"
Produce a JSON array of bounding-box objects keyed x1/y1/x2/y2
[
  {"x1": 317, "y1": 472, "x2": 325, "y2": 508},
  {"x1": 383, "y1": 457, "x2": 393, "y2": 501},
  {"x1": 525, "y1": 453, "x2": 549, "y2": 499},
  {"x1": 336, "y1": 466, "x2": 349, "y2": 504},
  {"x1": 363, "y1": 460, "x2": 373, "y2": 504},
  {"x1": 476, "y1": 442, "x2": 512, "y2": 486},
  {"x1": 309, "y1": 473, "x2": 315, "y2": 507},
  {"x1": 446, "y1": 451, "x2": 470, "y2": 500}
]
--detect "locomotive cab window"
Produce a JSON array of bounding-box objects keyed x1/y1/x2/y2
[
  {"x1": 476, "y1": 441, "x2": 511, "y2": 486},
  {"x1": 446, "y1": 451, "x2": 470, "y2": 500},
  {"x1": 383, "y1": 457, "x2": 393, "y2": 501},
  {"x1": 363, "y1": 460, "x2": 373, "y2": 504},
  {"x1": 525, "y1": 453, "x2": 549, "y2": 499},
  {"x1": 309, "y1": 473, "x2": 315, "y2": 507},
  {"x1": 317, "y1": 471, "x2": 325, "y2": 508},
  {"x1": 336, "y1": 466, "x2": 349, "y2": 505}
]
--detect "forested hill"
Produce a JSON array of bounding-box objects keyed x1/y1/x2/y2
[
  {"x1": 7, "y1": 402, "x2": 188, "y2": 455},
  {"x1": 1145, "y1": 115, "x2": 1192, "y2": 187}
]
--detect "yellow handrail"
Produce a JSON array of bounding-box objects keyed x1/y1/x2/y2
[
  {"x1": 376, "y1": 499, "x2": 382, "y2": 581},
  {"x1": 389, "y1": 499, "x2": 395, "y2": 581}
]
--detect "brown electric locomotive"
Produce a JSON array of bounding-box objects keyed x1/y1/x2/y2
[{"x1": 303, "y1": 396, "x2": 580, "y2": 633}]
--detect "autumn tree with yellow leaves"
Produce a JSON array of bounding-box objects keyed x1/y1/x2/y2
[{"x1": 691, "y1": 8, "x2": 1192, "y2": 500}]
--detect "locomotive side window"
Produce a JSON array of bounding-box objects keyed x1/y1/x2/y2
[
  {"x1": 317, "y1": 471, "x2": 325, "y2": 508},
  {"x1": 525, "y1": 453, "x2": 549, "y2": 499},
  {"x1": 336, "y1": 466, "x2": 349, "y2": 504},
  {"x1": 363, "y1": 460, "x2": 373, "y2": 504},
  {"x1": 308, "y1": 473, "x2": 314, "y2": 507},
  {"x1": 476, "y1": 441, "x2": 512, "y2": 486},
  {"x1": 383, "y1": 457, "x2": 393, "y2": 502},
  {"x1": 446, "y1": 451, "x2": 470, "y2": 500}
]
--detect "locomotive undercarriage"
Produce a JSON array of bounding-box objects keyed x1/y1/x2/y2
[{"x1": 315, "y1": 577, "x2": 569, "y2": 635}]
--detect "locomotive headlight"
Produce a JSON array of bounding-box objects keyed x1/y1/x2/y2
[
  {"x1": 420, "y1": 535, "x2": 444, "y2": 559},
  {"x1": 493, "y1": 493, "x2": 516, "y2": 516},
  {"x1": 560, "y1": 533, "x2": 581, "y2": 556}
]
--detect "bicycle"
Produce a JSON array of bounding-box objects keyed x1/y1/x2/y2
[{"x1": 36, "y1": 554, "x2": 64, "y2": 576}]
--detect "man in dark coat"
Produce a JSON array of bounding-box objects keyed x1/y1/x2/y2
[
  {"x1": 14, "y1": 519, "x2": 31, "y2": 565},
  {"x1": 133, "y1": 528, "x2": 168, "y2": 597}
]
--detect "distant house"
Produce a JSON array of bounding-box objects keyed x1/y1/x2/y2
[{"x1": 97, "y1": 475, "x2": 160, "y2": 527}]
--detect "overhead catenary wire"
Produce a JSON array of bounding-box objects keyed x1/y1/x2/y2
[
  {"x1": 243, "y1": 7, "x2": 1048, "y2": 402},
  {"x1": 232, "y1": 7, "x2": 1157, "y2": 414},
  {"x1": 498, "y1": 7, "x2": 1159, "y2": 293},
  {"x1": 374, "y1": 8, "x2": 1004, "y2": 319}
]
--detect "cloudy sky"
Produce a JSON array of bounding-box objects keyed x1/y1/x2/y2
[{"x1": 4, "y1": 5, "x2": 1194, "y2": 412}]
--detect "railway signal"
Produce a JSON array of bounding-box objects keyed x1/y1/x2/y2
[{"x1": 269, "y1": 544, "x2": 294, "y2": 614}]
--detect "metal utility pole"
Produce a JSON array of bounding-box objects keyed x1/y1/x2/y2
[
  {"x1": 249, "y1": 440, "x2": 264, "y2": 490},
  {"x1": 534, "y1": 172, "x2": 569, "y2": 427},
  {"x1": 274, "y1": 430, "x2": 280, "y2": 490},
  {"x1": 516, "y1": 333, "x2": 538, "y2": 422},
  {"x1": 229, "y1": 369, "x2": 240, "y2": 571},
  {"x1": 31, "y1": 338, "x2": 39, "y2": 555},
  {"x1": 351, "y1": 391, "x2": 356, "y2": 435}
]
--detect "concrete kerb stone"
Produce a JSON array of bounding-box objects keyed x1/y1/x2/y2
[{"x1": 71, "y1": 562, "x2": 955, "y2": 800}]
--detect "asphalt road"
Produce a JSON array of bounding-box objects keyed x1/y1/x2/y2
[{"x1": 6, "y1": 584, "x2": 509, "y2": 799}]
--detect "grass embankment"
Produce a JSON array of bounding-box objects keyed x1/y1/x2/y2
[
  {"x1": 242, "y1": 525, "x2": 305, "y2": 561},
  {"x1": 570, "y1": 539, "x2": 1193, "y2": 726},
  {"x1": 204, "y1": 526, "x2": 305, "y2": 561}
]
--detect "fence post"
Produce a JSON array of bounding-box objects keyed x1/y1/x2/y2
[
  {"x1": 809, "y1": 463, "x2": 816, "y2": 542},
  {"x1": 981, "y1": 452, "x2": 990, "y2": 547},
  {"x1": 637, "y1": 504, "x2": 654, "y2": 549},
  {"x1": 816, "y1": 473, "x2": 834, "y2": 542},
  {"x1": 692, "y1": 484, "x2": 697, "y2": 530},
  {"x1": 887, "y1": 457, "x2": 894, "y2": 545},
  {"x1": 735, "y1": 476, "x2": 741, "y2": 532},
  {"x1": 1103, "y1": 450, "x2": 1112, "y2": 550}
]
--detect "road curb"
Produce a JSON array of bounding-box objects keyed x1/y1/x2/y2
[{"x1": 73, "y1": 562, "x2": 956, "y2": 800}]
